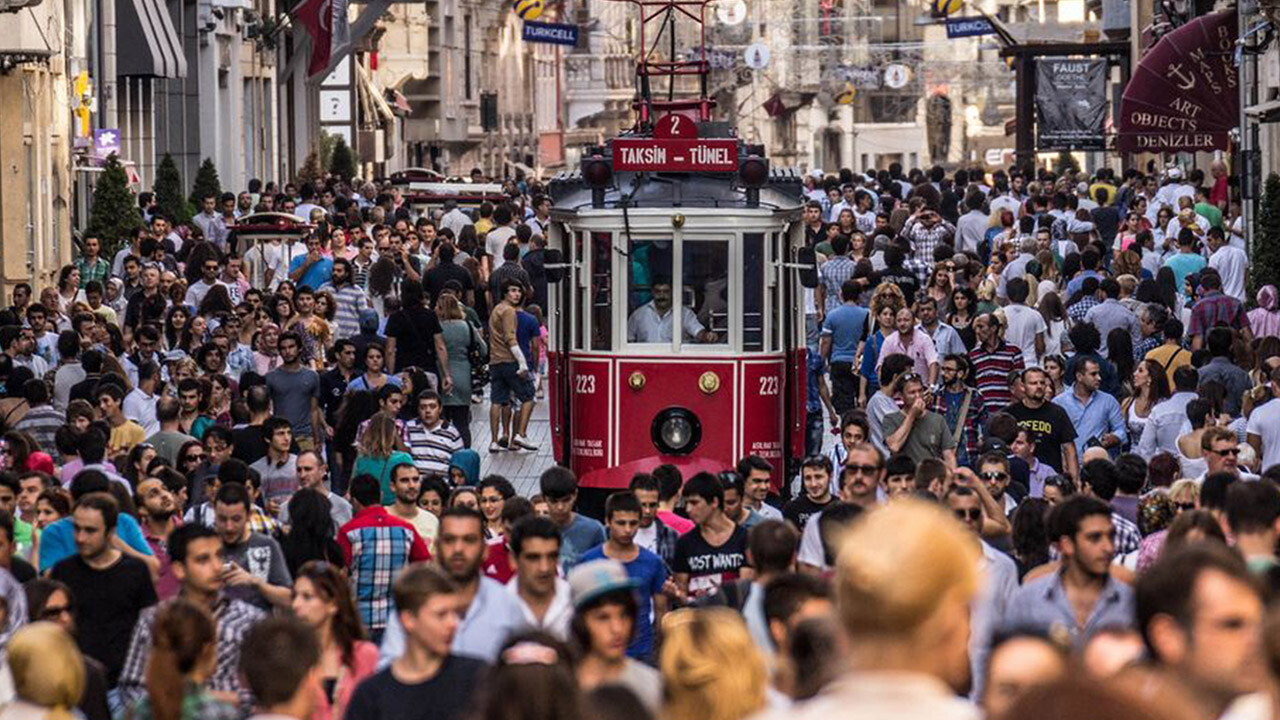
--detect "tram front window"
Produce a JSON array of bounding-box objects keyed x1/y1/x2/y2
[{"x1": 624, "y1": 239, "x2": 724, "y2": 345}]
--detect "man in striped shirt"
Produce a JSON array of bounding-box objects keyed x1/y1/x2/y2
[
  {"x1": 405, "y1": 389, "x2": 463, "y2": 480},
  {"x1": 968, "y1": 313, "x2": 1026, "y2": 416},
  {"x1": 325, "y1": 258, "x2": 371, "y2": 340}
]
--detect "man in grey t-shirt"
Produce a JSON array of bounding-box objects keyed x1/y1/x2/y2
[
  {"x1": 265, "y1": 331, "x2": 323, "y2": 451},
  {"x1": 882, "y1": 374, "x2": 957, "y2": 468},
  {"x1": 214, "y1": 482, "x2": 292, "y2": 610},
  {"x1": 867, "y1": 352, "x2": 916, "y2": 457}
]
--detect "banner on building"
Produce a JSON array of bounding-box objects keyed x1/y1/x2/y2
[
  {"x1": 945, "y1": 16, "x2": 995, "y2": 38},
  {"x1": 522, "y1": 21, "x2": 579, "y2": 45},
  {"x1": 1035, "y1": 58, "x2": 1107, "y2": 150}
]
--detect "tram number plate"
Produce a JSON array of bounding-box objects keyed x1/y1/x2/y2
[
  {"x1": 612, "y1": 139, "x2": 739, "y2": 172},
  {"x1": 758, "y1": 376, "x2": 779, "y2": 395},
  {"x1": 575, "y1": 375, "x2": 597, "y2": 394}
]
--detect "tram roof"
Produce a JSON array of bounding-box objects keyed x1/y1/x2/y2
[{"x1": 547, "y1": 168, "x2": 805, "y2": 217}]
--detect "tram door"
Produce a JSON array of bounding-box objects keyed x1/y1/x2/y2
[
  {"x1": 782, "y1": 221, "x2": 812, "y2": 470},
  {"x1": 547, "y1": 223, "x2": 575, "y2": 465}
]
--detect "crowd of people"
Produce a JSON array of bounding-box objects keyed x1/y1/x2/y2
[{"x1": 0, "y1": 157, "x2": 1272, "y2": 720}]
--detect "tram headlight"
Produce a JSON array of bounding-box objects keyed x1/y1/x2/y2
[{"x1": 651, "y1": 407, "x2": 701, "y2": 456}]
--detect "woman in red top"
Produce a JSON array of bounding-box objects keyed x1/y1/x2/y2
[{"x1": 292, "y1": 561, "x2": 380, "y2": 720}]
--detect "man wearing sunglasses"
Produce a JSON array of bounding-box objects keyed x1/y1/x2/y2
[
  {"x1": 796, "y1": 444, "x2": 884, "y2": 574},
  {"x1": 944, "y1": 485, "x2": 1017, "y2": 699},
  {"x1": 1199, "y1": 427, "x2": 1259, "y2": 482}
]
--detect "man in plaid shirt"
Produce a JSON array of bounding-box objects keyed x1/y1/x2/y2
[
  {"x1": 900, "y1": 208, "x2": 955, "y2": 270},
  {"x1": 118, "y1": 524, "x2": 266, "y2": 710},
  {"x1": 1187, "y1": 269, "x2": 1250, "y2": 350},
  {"x1": 75, "y1": 235, "x2": 111, "y2": 289},
  {"x1": 338, "y1": 472, "x2": 431, "y2": 641}
]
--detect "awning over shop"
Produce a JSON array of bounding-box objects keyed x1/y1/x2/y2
[
  {"x1": 116, "y1": 0, "x2": 187, "y2": 78},
  {"x1": 1116, "y1": 9, "x2": 1236, "y2": 153}
]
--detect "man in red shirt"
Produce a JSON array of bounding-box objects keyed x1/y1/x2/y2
[{"x1": 338, "y1": 474, "x2": 431, "y2": 642}]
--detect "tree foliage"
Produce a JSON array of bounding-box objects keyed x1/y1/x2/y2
[
  {"x1": 153, "y1": 152, "x2": 191, "y2": 226},
  {"x1": 1251, "y1": 173, "x2": 1280, "y2": 298},
  {"x1": 86, "y1": 154, "x2": 144, "y2": 257},
  {"x1": 189, "y1": 157, "x2": 223, "y2": 211},
  {"x1": 329, "y1": 136, "x2": 357, "y2": 182}
]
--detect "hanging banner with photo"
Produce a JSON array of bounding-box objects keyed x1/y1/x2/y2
[{"x1": 1035, "y1": 58, "x2": 1108, "y2": 150}]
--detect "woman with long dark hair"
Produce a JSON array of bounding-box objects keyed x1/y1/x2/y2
[
  {"x1": 127, "y1": 599, "x2": 236, "y2": 720},
  {"x1": 196, "y1": 285, "x2": 234, "y2": 323},
  {"x1": 279, "y1": 489, "x2": 345, "y2": 576},
  {"x1": 332, "y1": 391, "x2": 378, "y2": 484},
  {"x1": 947, "y1": 286, "x2": 979, "y2": 349},
  {"x1": 1105, "y1": 328, "x2": 1136, "y2": 398},
  {"x1": 163, "y1": 306, "x2": 191, "y2": 351},
  {"x1": 1121, "y1": 359, "x2": 1172, "y2": 451},
  {"x1": 1036, "y1": 291, "x2": 1069, "y2": 357},
  {"x1": 1010, "y1": 498, "x2": 1050, "y2": 580},
  {"x1": 292, "y1": 561, "x2": 377, "y2": 720}
]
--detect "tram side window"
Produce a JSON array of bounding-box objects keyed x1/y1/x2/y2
[
  {"x1": 625, "y1": 239, "x2": 674, "y2": 343},
  {"x1": 591, "y1": 232, "x2": 612, "y2": 351},
  {"x1": 681, "y1": 240, "x2": 728, "y2": 345},
  {"x1": 743, "y1": 233, "x2": 765, "y2": 352}
]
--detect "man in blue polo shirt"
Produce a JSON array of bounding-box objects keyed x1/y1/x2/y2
[
  {"x1": 288, "y1": 234, "x2": 334, "y2": 291},
  {"x1": 820, "y1": 279, "x2": 869, "y2": 417}
]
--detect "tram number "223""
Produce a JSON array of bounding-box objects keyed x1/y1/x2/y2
[
  {"x1": 575, "y1": 375, "x2": 597, "y2": 394},
  {"x1": 758, "y1": 376, "x2": 779, "y2": 395}
]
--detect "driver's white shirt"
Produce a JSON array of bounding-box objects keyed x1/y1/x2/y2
[{"x1": 627, "y1": 301, "x2": 706, "y2": 342}]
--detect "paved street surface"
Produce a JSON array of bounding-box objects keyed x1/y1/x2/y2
[{"x1": 470, "y1": 397, "x2": 556, "y2": 496}]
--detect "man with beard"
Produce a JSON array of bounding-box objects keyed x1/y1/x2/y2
[
  {"x1": 118, "y1": 524, "x2": 265, "y2": 707},
  {"x1": 135, "y1": 477, "x2": 181, "y2": 600},
  {"x1": 1136, "y1": 544, "x2": 1266, "y2": 720},
  {"x1": 1004, "y1": 496, "x2": 1133, "y2": 648},
  {"x1": 1004, "y1": 367, "x2": 1079, "y2": 479},
  {"x1": 379, "y1": 506, "x2": 528, "y2": 665},
  {"x1": 339, "y1": 474, "x2": 431, "y2": 642},
  {"x1": 50, "y1": 494, "x2": 157, "y2": 685},
  {"x1": 797, "y1": 443, "x2": 884, "y2": 573},
  {"x1": 386, "y1": 462, "x2": 439, "y2": 549}
]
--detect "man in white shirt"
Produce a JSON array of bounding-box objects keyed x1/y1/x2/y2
[
  {"x1": 440, "y1": 199, "x2": 472, "y2": 238},
  {"x1": 507, "y1": 515, "x2": 573, "y2": 640},
  {"x1": 1002, "y1": 278, "x2": 1047, "y2": 369},
  {"x1": 1247, "y1": 367, "x2": 1280, "y2": 475},
  {"x1": 191, "y1": 195, "x2": 226, "y2": 246},
  {"x1": 123, "y1": 361, "x2": 161, "y2": 436},
  {"x1": 1138, "y1": 366, "x2": 1199, "y2": 459},
  {"x1": 1208, "y1": 227, "x2": 1248, "y2": 303},
  {"x1": 485, "y1": 205, "x2": 518, "y2": 269},
  {"x1": 185, "y1": 256, "x2": 229, "y2": 309},
  {"x1": 955, "y1": 194, "x2": 989, "y2": 256},
  {"x1": 626, "y1": 281, "x2": 716, "y2": 343},
  {"x1": 244, "y1": 237, "x2": 287, "y2": 290}
]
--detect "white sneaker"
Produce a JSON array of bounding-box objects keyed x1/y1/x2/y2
[
  {"x1": 512, "y1": 434, "x2": 539, "y2": 451},
  {"x1": 488, "y1": 441, "x2": 505, "y2": 453}
]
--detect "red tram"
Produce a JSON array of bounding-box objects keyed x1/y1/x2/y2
[{"x1": 542, "y1": 0, "x2": 816, "y2": 510}]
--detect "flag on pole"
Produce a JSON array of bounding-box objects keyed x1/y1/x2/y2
[{"x1": 293, "y1": 0, "x2": 349, "y2": 77}]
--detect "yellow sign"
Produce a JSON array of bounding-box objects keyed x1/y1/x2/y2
[{"x1": 73, "y1": 71, "x2": 93, "y2": 137}]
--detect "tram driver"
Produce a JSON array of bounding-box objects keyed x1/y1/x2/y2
[{"x1": 627, "y1": 279, "x2": 719, "y2": 343}]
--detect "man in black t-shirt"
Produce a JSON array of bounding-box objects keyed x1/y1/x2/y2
[
  {"x1": 423, "y1": 243, "x2": 474, "y2": 308},
  {"x1": 384, "y1": 279, "x2": 453, "y2": 395},
  {"x1": 50, "y1": 494, "x2": 157, "y2": 685},
  {"x1": 345, "y1": 564, "x2": 487, "y2": 720},
  {"x1": 783, "y1": 456, "x2": 836, "y2": 532},
  {"x1": 673, "y1": 472, "x2": 750, "y2": 601},
  {"x1": 1003, "y1": 367, "x2": 1079, "y2": 478}
]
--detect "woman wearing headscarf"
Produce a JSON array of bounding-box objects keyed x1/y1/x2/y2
[{"x1": 1248, "y1": 285, "x2": 1280, "y2": 340}]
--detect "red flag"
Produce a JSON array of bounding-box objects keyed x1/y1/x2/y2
[
  {"x1": 293, "y1": 0, "x2": 333, "y2": 76},
  {"x1": 763, "y1": 93, "x2": 786, "y2": 118}
]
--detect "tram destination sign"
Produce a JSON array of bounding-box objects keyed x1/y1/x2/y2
[{"x1": 611, "y1": 138, "x2": 739, "y2": 172}]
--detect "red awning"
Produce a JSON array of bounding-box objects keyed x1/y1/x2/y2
[{"x1": 1117, "y1": 9, "x2": 1237, "y2": 153}]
